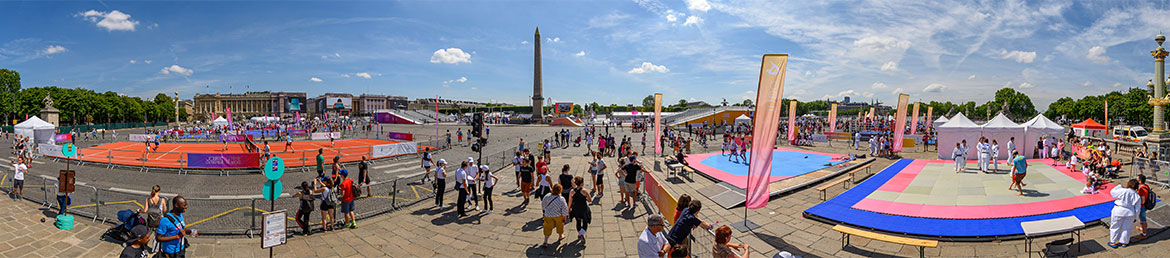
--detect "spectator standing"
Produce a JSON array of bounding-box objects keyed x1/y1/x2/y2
[
  {"x1": 435, "y1": 159, "x2": 447, "y2": 209},
  {"x1": 559, "y1": 164, "x2": 574, "y2": 201},
  {"x1": 513, "y1": 152, "x2": 523, "y2": 191},
  {"x1": 1136, "y1": 175, "x2": 1153, "y2": 239},
  {"x1": 140, "y1": 185, "x2": 167, "y2": 232},
  {"x1": 421, "y1": 151, "x2": 434, "y2": 183},
  {"x1": 358, "y1": 156, "x2": 371, "y2": 197},
  {"x1": 119, "y1": 225, "x2": 152, "y2": 258},
  {"x1": 541, "y1": 185, "x2": 569, "y2": 248},
  {"x1": 666, "y1": 201, "x2": 714, "y2": 252},
  {"x1": 618, "y1": 156, "x2": 648, "y2": 208},
  {"x1": 466, "y1": 158, "x2": 480, "y2": 211},
  {"x1": 339, "y1": 169, "x2": 357, "y2": 229},
  {"x1": 637, "y1": 214, "x2": 669, "y2": 258},
  {"x1": 481, "y1": 165, "x2": 497, "y2": 214},
  {"x1": 1107, "y1": 179, "x2": 1141, "y2": 248},
  {"x1": 456, "y1": 161, "x2": 469, "y2": 217},
  {"x1": 519, "y1": 159, "x2": 535, "y2": 205},
  {"x1": 568, "y1": 176, "x2": 593, "y2": 239},
  {"x1": 156, "y1": 196, "x2": 197, "y2": 258},
  {"x1": 590, "y1": 152, "x2": 607, "y2": 198},
  {"x1": 11, "y1": 157, "x2": 26, "y2": 200},
  {"x1": 315, "y1": 149, "x2": 325, "y2": 176},
  {"x1": 318, "y1": 178, "x2": 337, "y2": 231},
  {"x1": 293, "y1": 181, "x2": 319, "y2": 235},
  {"x1": 713, "y1": 225, "x2": 750, "y2": 258}
]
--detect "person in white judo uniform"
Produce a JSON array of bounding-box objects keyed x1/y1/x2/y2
[{"x1": 1107, "y1": 179, "x2": 1141, "y2": 248}]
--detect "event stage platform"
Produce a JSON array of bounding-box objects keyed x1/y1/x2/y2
[
  {"x1": 684, "y1": 148, "x2": 870, "y2": 209},
  {"x1": 804, "y1": 158, "x2": 1115, "y2": 239}
]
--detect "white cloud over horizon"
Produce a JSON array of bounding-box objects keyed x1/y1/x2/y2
[
  {"x1": 628, "y1": 62, "x2": 669, "y2": 74},
  {"x1": 77, "y1": 10, "x2": 140, "y2": 31},
  {"x1": 160, "y1": 65, "x2": 193, "y2": 76},
  {"x1": 430, "y1": 48, "x2": 471, "y2": 64}
]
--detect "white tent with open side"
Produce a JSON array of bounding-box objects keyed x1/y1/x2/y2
[
  {"x1": 212, "y1": 116, "x2": 229, "y2": 127},
  {"x1": 932, "y1": 115, "x2": 950, "y2": 129},
  {"x1": 1021, "y1": 114, "x2": 1065, "y2": 159},
  {"x1": 936, "y1": 113, "x2": 981, "y2": 160},
  {"x1": 980, "y1": 113, "x2": 1025, "y2": 159},
  {"x1": 734, "y1": 114, "x2": 751, "y2": 125},
  {"x1": 14, "y1": 116, "x2": 57, "y2": 145}
]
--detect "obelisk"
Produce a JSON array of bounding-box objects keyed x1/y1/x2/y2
[{"x1": 532, "y1": 27, "x2": 545, "y2": 120}]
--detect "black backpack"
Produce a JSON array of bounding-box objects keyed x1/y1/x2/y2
[{"x1": 1144, "y1": 186, "x2": 1157, "y2": 210}]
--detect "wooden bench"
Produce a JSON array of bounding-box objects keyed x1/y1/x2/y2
[
  {"x1": 847, "y1": 163, "x2": 873, "y2": 183},
  {"x1": 817, "y1": 177, "x2": 851, "y2": 200},
  {"x1": 833, "y1": 225, "x2": 938, "y2": 258}
]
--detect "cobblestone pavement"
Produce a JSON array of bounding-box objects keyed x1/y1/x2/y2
[{"x1": 3, "y1": 127, "x2": 1169, "y2": 257}]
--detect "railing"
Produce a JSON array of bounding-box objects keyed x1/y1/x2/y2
[
  {"x1": 1132, "y1": 158, "x2": 1170, "y2": 189},
  {"x1": 0, "y1": 170, "x2": 441, "y2": 236}
]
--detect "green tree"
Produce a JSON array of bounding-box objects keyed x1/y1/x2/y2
[
  {"x1": 642, "y1": 95, "x2": 655, "y2": 107},
  {"x1": 678, "y1": 99, "x2": 687, "y2": 106}
]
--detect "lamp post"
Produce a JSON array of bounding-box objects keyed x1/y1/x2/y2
[
  {"x1": 1151, "y1": 32, "x2": 1169, "y2": 135},
  {"x1": 174, "y1": 92, "x2": 180, "y2": 125}
]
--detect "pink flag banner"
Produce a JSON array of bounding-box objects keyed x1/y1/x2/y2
[
  {"x1": 746, "y1": 54, "x2": 788, "y2": 209},
  {"x1": 786, "y1": 100, "x2": 797, "y2": 143},
  {"x1": 226, "y1": 108, "x2": 234, "y2": 130},
  {"x1": 926, "y1": 107, "x2": 933, "y2": 131},
  {"x1": 892, "y1": 94, "x2": 910, "y2": 152},
  {"x1": 828, "y1": 104, "x2": 837, "y2": 132},
  {"x1": 653, "y1": 93, "x2": 663, "y2": 154},
  {"x1": 910, "y1": 102, "x2": 920, "y2": 135}
]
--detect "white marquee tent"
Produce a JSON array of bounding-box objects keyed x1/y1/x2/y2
[
  {"x1": 932, "y1": 115, "x2": 950, "y2": 129},
  {"x1": 14, "y1": 116, "x2": 56, "y2": 145},
  {"x1": 981, "y1": 113, "x2": 1025, "y2": 159},
  {"x1": 734, "y1": 114, "x2": 751, "y2": 125},
  {"x1": 212, "y1": 116, "x2": 229, "y2": 127},
  {"x1": 1021, "y1": 114, "x2": 1066, "y2": 158},
  {"x1": 936, "y1": 113, "x2": 981, "y2": 160}
]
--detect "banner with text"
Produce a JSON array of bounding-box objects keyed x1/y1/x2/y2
[
  {"x1": 747, "y1": 54, "x2": 788, "y2": 209},
  {"x1": 892, "y1": 94, "x2": 910, "y2": 152},
  {"x1": 53, "y1": 134, "x2": 72, "y2": 142},
  {"x1": 129, "y1": 134, "x2": 156, "y2": 142},
  {"x1": 910, "y1": 102, "x2": 920, "y2": 135},
  {"x1": 786, "y1": 100, "x2": 797, "y2": 143},
  {"x1": 187, "y1": 152, "x2": 261, "y2": 168},
  {"x1": 653, "y1": 93, "x2": 663, "y2": 154},
  {"x1": 829, "y1": 104, "x2": 837, "y2": 132},
  {"x1": 387, "y1": 132, "x2": 413, "y2": 141},
  {"x1": 287, "y1": 129, "x2": 308, "y2": 136},
  {"x1": 311, "y1": 132, "x2": 342, "y2": 140},
  {"x1": 926, "y1": 107, "x2": 933, "y2": 130},
  {"x1": 372, "y1": 142, "x2": 419, "y2": 158},
  {"x1": 220, "y1": 134, "x2": 250, "y2": 142}
]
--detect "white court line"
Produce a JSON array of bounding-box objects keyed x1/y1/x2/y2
[
  {"x1": 373, "y1": 161, "x2": 413, "y2": 170},
  {"x1": 382, "y1": 167, "x2": 418, "y2": 174},
  {"x1": 32, "y1": 160, "x2": 45, "y2": 164},
  {"x1": 153, "y1": 146, "x2": 182, "y2": 160},
  {"x1": 0, "y1": 157, "x2": 9, "y2": 162}
]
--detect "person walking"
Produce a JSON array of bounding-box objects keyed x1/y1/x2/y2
[
  {"x1": 434, "y1": 159, "x2": 448, "y2": 209},
  {"x1": 618, "y1": 156, "x2": 648, "y2": 207},
  {"x1": 1108, "y1": 179, "x2": 1142, "y2": 248},
  {"x1": 567, "y1": 176, "x2": 593, "y2": 239},
  {"x1": 513, "y1": 151, "x2": 523, "y2": 191},
  {"x1": 156, "y1": 196, "x2": 197, "y2": 258},
  {"x1": 541, "y1": 184, "x2": 569, "y2": 248},
  {"x1": 638, "y1": 214, "x2": 669, "y2": 258},
  {"x1": 1136, "y1": 175, "x2": 1153, "y2": 239},
  {"x1": 589, "y1": 152, "x2": 607, "y2": 198},
  {"x1": 421, "y1": 151, "x2": 433, "y2": 183},
  {"x1": 358, "y1": 156, "x2": 371, "y2": 197},
  {"x1": 1009, "y1": 150, "x2": 1028, "y2": 196},
  {"x1": 11, "y1": 157, "x2": 26, "y2": 200},
  {"x1": 481, "y1": 165, "x2": 497, "y2": 214},
  {"x1": 559, "y1": 164, "x2": 574, "y2": 202},
  {"x1": 315, "y1": 149, "x2": 325, "y2": 177},
  {"x1": 519, "y1": 158, "x2": 535, "y2": 205}
]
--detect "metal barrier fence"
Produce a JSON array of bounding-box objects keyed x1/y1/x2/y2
[
  {"x1": 0, "y1": 170, "x2": 441, "y2": 236},
  {"x1": 1132, "y1": 158, "x2": 1170, "y2": 189}
]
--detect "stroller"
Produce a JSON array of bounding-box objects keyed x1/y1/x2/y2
[{"x1": 102, "y1": 209, "x2": 145, "y2": 245}]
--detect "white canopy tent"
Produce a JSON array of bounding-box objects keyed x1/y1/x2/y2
[
  {"x1": 734, "y1": 114, "x2": 751, "y2": 125},
  {"x1": 212, "y1": 116, "x2": 229, "y2": 127},
  {"x1": 981, "y1": 113, "x2": 1025, "y2": 159},
  {"x1": 936, "y1": 113, "x2": 981, "y2": 159},
  {"x1": 14, "y1": 116, "x2": 56, "y2": 145},
  {"x1": 932, "y1": 116, "x2": 950, "y2": 129},
  {"x1": 1021, "y1": 115, "x2": 1066, "y2": 159}
]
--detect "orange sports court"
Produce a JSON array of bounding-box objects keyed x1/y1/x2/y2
[{"x1": 53, "y1": 138, "x2": 432, "y2": 169}]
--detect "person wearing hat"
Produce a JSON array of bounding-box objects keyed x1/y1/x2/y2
[
  {"x1": 119, "y1": 225, "x2": 152, "y2": 258},
  {"x1": 455, "y1": 161, "x2": 469, "y2": 217},
  {"x1": 638, "y1": 214, "x2": 669, "y2": 258},
  {"x1": 480, "y1": 164, "x2": 497, "y2": 214},
  {"x1": 435, "y1": 159, "x2": 448, "y2": 209},
  {"x1": 339, "y1": 168, "x2": 357, "y2": 229},
  {"x1": 466, "y1": 158, "x2": 480, "y2": 211}
]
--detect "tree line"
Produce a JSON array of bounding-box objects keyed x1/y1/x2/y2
[{"x1": 1, "y1": 69, "x2": 184, "y2": 126}]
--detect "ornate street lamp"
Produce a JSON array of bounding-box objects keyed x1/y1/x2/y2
[{"x1": 1150, "y1": 32, "x2": 1169, "y2": 135}]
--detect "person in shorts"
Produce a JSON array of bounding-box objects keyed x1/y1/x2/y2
[
  {"x1": 590, "y1": 152, "x2": 606, "y2": 197},
  {"x1": 12, "y1": 157, "x2": 27, "y2": 200},
  {"x1": 1009, "y1": 150, "x2": 1027, "y2": 196},
  {"x1": 339, "y1": 169, "x2": 357, "y2": 229},
  {"x1": 284, "y1": 132, "x2": 294, "y2": 151},
  {"x1": 421, "y1": 151, "x2": 433, "y2": 183},
  {"x1": 617, "y1": 156, "x2": 647, "y2": 207},
  {"x1": 519, "y1": 158, "x2": 535, "y2": 204}
]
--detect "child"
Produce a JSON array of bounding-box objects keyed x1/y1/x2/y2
[{"x1": 1081, "y1": 165, "x2": 1100, "y2": 194}]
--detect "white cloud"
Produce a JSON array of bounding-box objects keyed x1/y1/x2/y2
[
  {"x1": 546, "y1": 37, "x2": 560, "y2": 43},
  {"x1": 471, "y1": 87, "x2": 478, "y2": 90},
  {"x1": 1018, "y1": 82, "x2": 1035, "y2": 89},
  {"x1": 628, "y1": 62, "x2": 670, "y2": 74},
  {"x1": 923, "y1": 83, "x2": 946, "y2": 93},
  {"x1": 341, "y1": 74, "x2": 350, "y2": 78},
  {"x1": 521, "y1": 41, "x2": 529, "y2": 45},
  {"x1": 575, "y1": 51, "x2": 586, "y2": 57},
  {"x1": 880, "y1": 61, "x2": 898, "y2": 72},
  {"x1": 853, "y1": 36, "x2": 911, "y2": 52},
  {"x1": 968, "y1": 74, "x2": 976, "y2": 80},
  {"x1": 309, "y1": 77, "x2": 323, "y2": 82},
  {"x1": 429, "y1": 48, "x2": 472, "y2": 64},
  {"x1": 355, "y1": 72, "x2": 372, "y2": 79},
  {"x1": 129, "y1": 60, "x2": 137, "y2": 64},
  {"x1": 160, "y1": 65, "x2": 193, "y2": 76},
  {"x1": 442, "y1": 77, "x2": 468, "y2": 85},
  {"x1": 334, "y1": 53, "x2": 340, "y2": 57},
  {"x1": 321, "y1": 55, "x2": 328, "y2": 60},
  {"x1": 665, "y1": 11, "x2": 680, "y2": 22},
  {"x1": 892, "y1": 88, "x2": 905, "y2": 95},
  {"x1": 77, "y1": 10, "x2": 140, "y2": 31},
  {"x1": 685, "y1": 0, "x2": 711, "y2": 12},
  {"x1": 144, "y1": 60, "x2": 152, "y2": 64},
  {"x1": 456, "y1": 77, "x2": 467, "y2": 83},
  {"x1": 1113, "y1": 82, "x2": 1122, "y2": 88},
  {"x1": 1086, "y1": 46, "x2": 1110, "y2": 64},
  {"x1": 43, "y1": 45, "x2": 67, "y2": 55},
  {"x1": 683, "y1": 16, "x2": 704, "y2": 26},
  {"x1": 1082, "y1": 81, "x2": 1092, "y2": 87},
  {"x1": 871, "y1": 82, "x2": 888, "y2": 89},
  {"x1": 1000, "y1": 50, "x2": 1036, "y2": 63}
]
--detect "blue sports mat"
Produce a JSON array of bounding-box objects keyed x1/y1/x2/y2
[
  {"x1": 698, "y1": 150, "x2": 843, "y2": 177},
  {"x1": 805, "y1": 159, "x2": 1112, "y2": 237}
]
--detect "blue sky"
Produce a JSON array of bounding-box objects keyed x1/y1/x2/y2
[{"x1": 3, "y1": 0, "x2": 1169, "y2": 110}]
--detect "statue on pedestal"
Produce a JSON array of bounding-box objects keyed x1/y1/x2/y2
[
  {"x1": 43, "y1": 93, "x2": 54, "y2": 110},
  {"x1": 40, "y1": 93, "x2": 60, "y2": 126}
]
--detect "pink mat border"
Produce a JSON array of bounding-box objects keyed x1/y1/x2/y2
[
  {"x1": 683, "y1": 148, "x2": 848, "y2": 189},
  {"x1": 854, "y1": 159, "x2": 1116, "y2": 219}
]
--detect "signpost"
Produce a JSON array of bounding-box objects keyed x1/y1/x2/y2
[{"x1": 260, "y1": 156, "x2": 285, "y2": 257}]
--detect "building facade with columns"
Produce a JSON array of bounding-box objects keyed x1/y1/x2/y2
[{"x1": 192, "y1": 91, "x2": 307, "y2": 122}]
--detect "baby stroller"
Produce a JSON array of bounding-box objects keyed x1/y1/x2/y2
[{"x1": 103, "y1": 209, "x2": 145, "y2": 245}]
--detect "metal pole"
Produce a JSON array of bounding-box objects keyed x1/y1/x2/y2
[{"x1": 250, "y1": 198, "x2": 257, "y2": 237}]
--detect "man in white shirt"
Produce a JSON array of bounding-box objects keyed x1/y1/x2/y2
[
  {"x1": 637, "y1": 214, "x2": 669, "y2": 258},
  {"x1": 466, "y1": 158, "x2": 479, "y2": 211},
  {"x1": 12, "y1": 157, "x2": 27, "y2": 200},
  {"x1": 455, "y1": 161, "x2": 469, "y2": 217}
]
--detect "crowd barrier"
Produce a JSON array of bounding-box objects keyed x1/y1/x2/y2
[{"x1": 1131, "y1": 158, "x2": 1170, "y2": 189}]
